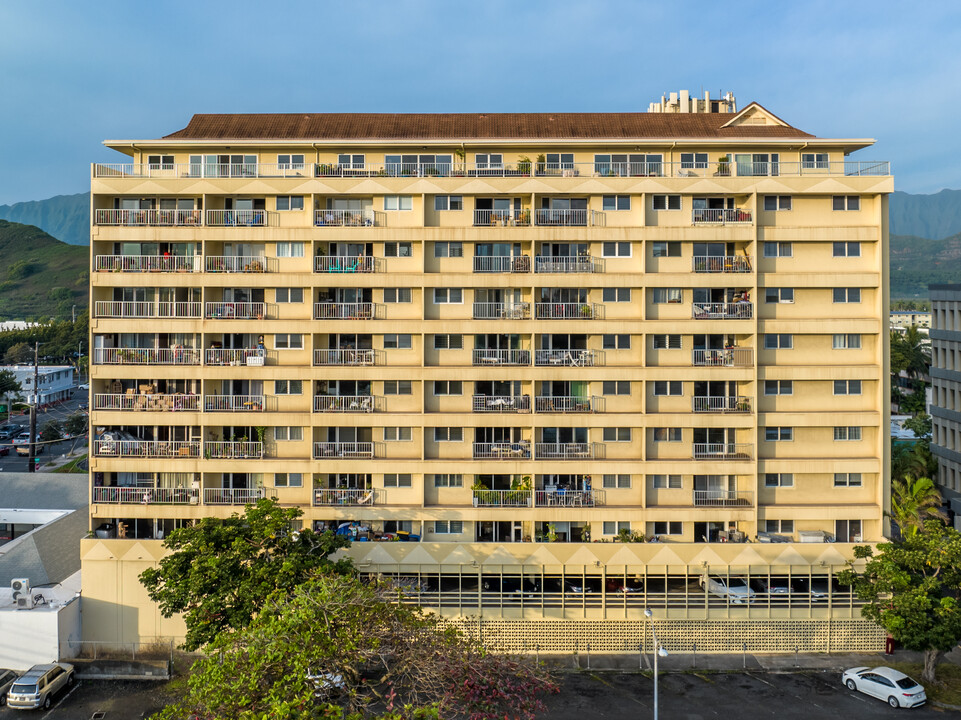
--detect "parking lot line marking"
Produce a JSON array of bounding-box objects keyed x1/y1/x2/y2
[
  {"x1": 745, "y1": 672, "x2": 775, "y2": 688},
  {"x1": 41, "y1": 682, "x2": 81, "y2": 719}
]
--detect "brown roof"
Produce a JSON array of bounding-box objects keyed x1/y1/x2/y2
[{"x1": 162, "y1": 108, "x2": 814, "y2": 141}]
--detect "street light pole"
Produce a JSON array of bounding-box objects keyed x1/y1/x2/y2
[{"x1": 645, "y1": 608, "x2": 669, "y2": 720}]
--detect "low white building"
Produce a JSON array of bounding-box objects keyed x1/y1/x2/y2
[{"x1": 0, "y1": 365, "x2": 75, "y2": 405}]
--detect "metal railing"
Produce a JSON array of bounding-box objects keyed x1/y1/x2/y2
[
  {"x1": 205, "y1": 348, "x2": 266, "y2": 366},
  {"x1": 205, "y1": 209, "x2": 267, "y2": 227},
  {"x1": 472, "y1": 209, "x2": 532, "y2": 227},
  {"x1": 692, "y1": 348, "x2": 753, "y2": 367},
  {"x1": 313, "y1": 395, "x2": 378, "y2": 412},
  {"x1": 692, "y1": 443, "x2": 753, "y2": 460},
  {"x1": 534, "y1": 396, "x2": 598, "y2": 413},
  {"x1": 534, "y1": 256, "x2": 598, "y2": 274},
  {"x1": 472, "y1": 395, "x2": 530, "y2": 413},
  {"x1": 472, "y1": 442, "x2": 531, "y2": 459},
  {"x1": 314, "y1": 255, "x2": 375, "y2": 273},
  {"x1": 94, "y1": 301, "x2": 202, "y2": 318},
  {"x1": 93, "y1": 161, "x2": 307, "y2": 178},
  {"x1": 93, "y1": 393, "x2": 200, "y2": 412},
  {"x1": 534, "y1": 349, "x2": 596, "y2": 366},
  {"x1": 94, "y1": 439, "x2": 201, "y2": 458},
  {"x1": 692, "y1": 208, "x2": 753, "y2": 225},
  {"x1": 472, "y1": 255, "x2": 531, "y2": 273},
  {"x1": 472, "y1": 302, "x2": 530, "y2": 320},
  {"x1": 204, "y1": 395, "x2": 265, "y2": 412},
  {"x1": 535, "y1": 302, "x2": 596, "y2": 319},
  {"x1": 472, "y1": 349, "x2": 531, "y2": 366},
  {"x1": 205, "y1": 302, "x2": 266, "y2": 319},
  {"x1": 93, "y1": 208, "x2": 202, "y2": 226},
  {"x1": 692, "y1": 256, "x2": 752, "y2": 273},
  {"x1": 93, "y1": 347, "x2": 200, "y2": 365},
  {"x1": 206, "y1": 256, "x2": 267, "y2": 273},
  {"x1": 693, "y1": 489, "x2": 754, "y2": 507},
  {"x1": 314, "y1": 349, "x2": 376, "y2": 366},
  {"x1": 92, "y1": 487, "x2": 198, "y2": 504},
  {"x1": 535, "y1": 489, "x2": 598, "y2": 507},
  {"x1": 204, "y1": 441, "x2": 263, "y2": 459},
  {"x1": 535, "y1": 442, "x2": 595, "y2": 459},
  {"x1": 313, "y1": 487, "x2": 378, "y2": 505},
  {"x1": 314, "y1": 302, "x2": 375, "y2": 320},
  {"x1": 204, "y1": 487, "x2": 266, "y2": 505},
  {"x1": 692, "y1": 396, "x2": 751, "y2": 413},
  {"x1": 312, "y1": 442, "x2": 375, "y2": 459},
  {"x1": 314, "y1": 209, "x2": 376, "y2": 227},
  {"x1": 472, "y1": 489, "x2": 533, "y2": 507},
  {"x1": 95, "y1": 254, "x2": 198, "y2": 272},
  {"x1": 692, "y1": 302, "x2": 753, "y2": 319},
  {"x1": 534, "y1": 209, "x2": 591, "y2": 226}
]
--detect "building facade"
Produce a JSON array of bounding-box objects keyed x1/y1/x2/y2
[
  {"x1": 930, "y1": 284, "x2": 961, "y2": 525},
  {"x1": 1, "y1": 365, "x2": 75, "y2": 405},
  {"x1": 83, "y1": 95, "x2": 892, "y2": 648}
]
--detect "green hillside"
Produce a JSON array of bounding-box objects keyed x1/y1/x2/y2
[
  {"x1": 0, "y1": 192, "x2": 89, "y2": 246},
  {"x1": 0, "y1": 220, "x2": 88, "y2": 320},
  {"x1": 890, "y1": 232, "x2": 961, "y2": 298}
]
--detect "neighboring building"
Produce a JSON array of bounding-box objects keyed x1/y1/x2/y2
[
  {"x1": 83, "y1": 93, "x2": 892, "y2": 651},
  {"x1": 0, "y1": 365, "x2": 75, "y2": 404},
  {"x1": 930, "y1": 284, "x2": 961, "y2": 525},
  {"x1": 890, "y1": 310, "x2": 931, "y2": 332}
]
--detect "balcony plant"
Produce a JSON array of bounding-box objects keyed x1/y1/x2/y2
[
  {"x1": 535, "y1": 153, "x2": 546, "y2": 176},
  {"x1": 715, "y1": 156, "x2": 731, "y2": 176},
  {"x1": 579, "y1": 304, "x2": 592, "y2": 318},
  {"x1": 545, "y1": 523, "x2": 558, "y2": 543},
  {"x1": 517, "y1": 156, "x2": 532, "y2": 176}
]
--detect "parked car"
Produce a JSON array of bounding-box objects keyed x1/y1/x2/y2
[
  {"x1": 5, "y1": 662, "x2": 74, "y2": 710},
  {"x1": 700, "y1": 575, "x2": 756, "y2": 604},
  {"x1": 77, "y1": 383, "x2": 89, "y2": 391},
  {"x1": 0, "y1": 668, "x2": 20, "y2": 706},
  {"x1": 842, "y1": 666, "x2": 926, "y2": 708},
  {"x1": 793, "y1": 577, "x2": 831, "y2": 601},
  {"x1": 11, "y1": 432, "x2": 31, "y2": 445},
  {"x1": 0, "y1": 425, "x2": 22, "y2": 440}
]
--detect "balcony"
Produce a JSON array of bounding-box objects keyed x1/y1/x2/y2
[
  {"x1": 93, "y1": 393, "x2": 200, "y2": 412},
  {"x1": 314, "y1": 302, "x2": 375, "y2": 320},
  {"x1": 94, "y1": 439, "x2": 201, "y2": 458},
  {"x1": 534, "y1": 488, "x2": 599, "y2": 507},
  {"x1": 534, "y1": 209, "x2": 602, "y2": 227},
  {"x1": 472, "y1": 302, "x2": 530, "y2": 320},
  {"x1": 472, "y1": 442, "x2": 531, "y2": 460},
  {"x1": 692, "y1": 256, "x2": 752, "y2": 273},
  {"x1": 93, "y1": 348, "x2": 201, "y2": 366},
  {"x1": 472, "y1": 489, "x2": 532, "y2": 507},
  {"x1": 534, "y1": 396, "x2": 599, "y2": 413},
  {"x1": 204, "y1": 487, "x2": 266, "y2": 505},
  {"x1": 206, "y1": 256, "x2": 267, "y2": 273},
  {"x1": 534, "y1": 256, "x2": 599, "y2": 274},
  {"x1": 94, "y1": 301, "x2": 202, "y2": 319},
  {"x1": 95, "y1": 255, "x2": 198, "y2": 273},
  {"x1": 692, "y1": 443, "x2": 753, "y2": 460},
  {"x1": 313, "y1": 488, "x2": 378, "y2": 506},
  {"x1": 205, "y1": 441, "x2": 263, "y2": 459},
  {"x1": 535, "y1": 442, "x2": 596, "y2": 459},
  {"x1": 313, "y1": 395, "x2": 380, "y2": 413},
  {"x1": 312, "y1": 442, "x2": 375, "y2": 459},
  {"x1": 472, "y1": 395, "x2": 531, "y2": 413},
  {"x1": 92, "y1": 487, "x2": 199, "y2": 505},
  {"x1": 691, "y1": 209, "x2": 753, "y2": 225},
  {"x1": 693, "y1": 489, "x2": 754, "y2": 507},
  {"x1": 472, "y1": 256, "x2": 531, "y2": 273},
  {"x1": 472, "y1": 349, "x2": 531, "y2": 366},
  {"x1": 205, "y1": 210, "x2": 267, "y2": 227},
  {"x1": 205, "y1": 302, "x2": 266, "y2": 320},
  {"x1": 692, "y1": 396, "x2": 752, "y2": 413},
  {"x1": 472, "y1": 209, "x2": 531, "y2": 227},
  {"x1": 314, "y1": 255, "x2": 375, "y2": 273},
  {"x1": 93, "y1": 209, "x2": 202, "y2": 226},
  {"x1": 691, "y1": 348, "x2": 753, "y2": 367},
  {"x1": 204, "y1": 395, "x2": 265, "y2": 412},
  {"x1": 534, "y1": 349, "x2": 596, "y2": 367},
  {"x1": 692, "y1": 302, "x2": 753, "y2": 320},
  {"x1": 314, "y1": 349, "x2": 376, "y2": 366},
  {"x1": 314, "y1": 209, "x2": 376, "y2": 227},
  {"x1": 535, "y1": 303, "x2": 597, "y2": 319},
  {"x1": 205, "y1": 348, "x2": 266, "y2": 366}
]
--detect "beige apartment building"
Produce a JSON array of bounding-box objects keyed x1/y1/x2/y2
[{"x1": 83, "y1": 93, "x2": 892, "y2": 650}]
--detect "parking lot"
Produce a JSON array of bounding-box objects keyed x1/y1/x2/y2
[{"x1": 0, "y1": 680, "x2": 169, "y2": 719}]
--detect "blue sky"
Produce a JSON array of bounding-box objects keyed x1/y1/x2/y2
[{"x1": 1, "y1": 0, "x2": 959, "y2": 205}]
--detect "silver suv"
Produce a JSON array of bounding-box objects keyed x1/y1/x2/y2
[
  {"x1": 0, "y1": 668, "x2": 20, "y2": 706},
  {"x1": 6, "y1": 663, "x2": 74, "y2": 710}
]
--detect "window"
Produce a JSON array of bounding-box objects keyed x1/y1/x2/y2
[
  {"x1": 274, "y1": 334, "x2": 303, "y2": 349},
  {"x1": 652, "y1": 195, "x2": 681, "y2": 210},
  {"x1": 764, "y1": 380, "x2": 793, "y2": 396},
  {"x1": 652, "y1": 288, "x2": 682, "y2": 304},
  {"x1": 277, "y1": 154, "x2": 305, "y2": 169},
  {"x1": 147, "y1": 154, "x2": 174, "y2": 169},
  {"x1": 602, "y1": 195, "x2": 631, "y2": 211},
  {"x1": 276, "y1": 242, "x2": 305, "y2": 257},
  {"x1": 603, "y1": 334, "x2": 631, "y2": 349},
  {"x1": 652, "y1": 334, "x2": 682, "y2": 349},
  {"x1": 603, "y1": 241, "x2": 631, "y2": 257},
  {"x1": 832, "y1": 195, "x2": 860, "y2": 211},
  {"x1": 384, "y1": 288, "x2": 412, "y2": 303},
  {"x1": 434, "y1": 427, "x2": 463, "y2": 442},
  {"x1": 475, "y1": 153, "x2": 503, "y2": 169},
  {"x1": 274, "y1": 473, "x2": 303, "y2": 487},
  {"x1": 763, "y1": 241, "x2": 792, "y2": 257},
  {"x1": 434, "y1": 195, "x2": 463, "y2": 211},
  {"x1": 603, "y1": 380, "x2": 631, "y2": 395},
  {"x1": 835, "y1": 519, "x2": 862, "y2": 542},
  {"x1": 384, "y1": 427, "x2": 413, "y2": 442},
  {"x1": 433, "y1": 520, "x2": 464, "y2": 534},
  {"x1": 385, "y1": 242, "x2": 413, "y2": 257},
  {"x1": 765, "y1": 427, "x2": 793, "y2": 441},
  {"x1": 433, "y1": 380, "x2": 463, "y2": 395},
  {"x1": 274, "y1": 380, "x2": 303, "y2": 395},
  {"x1": 433, "y1": 288, "x2": 463, "y2": 304},
  {"x1": 764, "y1": 334, "x2": 793, "y2": 349},
  {"x1": 384, "y1": 473, "x2": 412, "y2": 488},
  {"x1": 602, "y1": 288, "x2": 631, "y2": 302},
  {"x1": 764, "y1": 473, "x2": 794, "y2": 488},
  {"x1": 433, "y1": 334, "x2": 464, "y2": 350},
  {"x1": 653, "y1": 381, "x2": 682, "y2": 396},
  {"x1": 276, "y1": 288, "x2": 304, "y2": 303},
  {"x1": 651, "y1": 474, "x2": 682, "y2": 488},
  {"x1": 763, "y1": 195, "x2": 792, "y2": 211},
  {"x1": 802, "y1": 152, "x2": 829, "y2": 169},
  {"x1": 603, "y1": 521, "x2": 632, "y2": 535},
  {"x1": 765, "y1": 287, "x2": 794, "y2": 303},
  {"x1": 384, "y1": 195, "x2": 413, "y2": 211},
  {"x1": 834, "y1": 473, "x2": 863, "y2": 487},
  {"x1": 276, "y1": 195, "x2": 304, "y2": 211},
  {"x1": 384, "y1": 380, "x2": 412, "y2": 395},
  {"x1": 833, "y1": 333, "x2": 861, "y2": 349},
  {"x1": 383, "y1": 334, "x2": 412, "y2": 349},
  {"x1": 603, "y1": 427, "x2": 632, "y2": 442},
  {"x1": 603, "y1": 474, "x2": 631, "y2": 488},
  {"x1": 765, "y1": 520, "x2": 794, "y2": 533},
  {"x1": 652, "y1": 241, "x2": 681, "y2": 257},
  {"x1": 653, "y1": 521, "x2": 683, "y2": 535},
  {"x1": 274, "y1": 426, "x2": 304, "y2": 441},
  {"x1": 833, "y1": 241, "x2": 861, "y2": 257},
  {"x1": 433, "y1": 241, "x2": 463, "y2": 257},
  {"x1": 336, "y1": 153, "x2": 365, "y2": 169},
  {"x1": 834, "y1": 426, "x2": 862, "y2": 441},
  {"x1": 680, "y1": 152, "x2": 708, "y2": 168},
  {"x1": 833, "y1": 287, "x2": 861, "y2": 303},
  {"x1": 653, "y1": 428, "x2": 682, "y2": 442},
  {"x1": 834, "y1": 380, "x2": 862, "y2": 395},
  {"x1": 433, "y1": 474, "x2": 464, "y2": 488}
]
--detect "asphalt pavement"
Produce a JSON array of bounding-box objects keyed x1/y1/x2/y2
[{"x1": 0, "y1": 390, "x2": 88, "y2": 473}]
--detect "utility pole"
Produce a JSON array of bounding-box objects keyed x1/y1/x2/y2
[{"x1": 28, "y1": 342, "x2": 39, "y2": 473}]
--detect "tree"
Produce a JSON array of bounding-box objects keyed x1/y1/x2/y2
[
  {"x1": 891, "y1": 438, "x2": 937, "y2": 483},
  {"x1": 63, "y1": 412, "x2": 87, "y2": 437},
  {"x1": 0, "y1": 369, "x2": 20, "y2": 396},
  {"x1": 39, "y1": 418, "x2": 64, "y2": 441},
  {"x1": 838, "y1": 521, "x2": 961, "y2": 683},
  {"x1": 151, "y1": 572, "x2": 558, "y2": 720},
  {"x1": 891, "y1": 326, "x2": 930, "y2": 383},
  {"x1": 3, "y1": 342, "x2": 31, "y2": 365},
  {"x1": 888, "y1": 476, "x2": 947, "y2": 538},
  {"x1": 139, "y1": 498, "x2": 353, "y2": 651},
  {"x1": 903, "y1": 412, "x2": 932, "y2": 440}
]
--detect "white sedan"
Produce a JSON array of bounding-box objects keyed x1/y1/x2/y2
[{"x1": 842, "y1": 666, "x2": 926, "y2": 708}]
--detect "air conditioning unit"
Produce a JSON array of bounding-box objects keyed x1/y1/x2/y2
[
  {"x1": 11, "y1": 578, "x2": 30, "y2": 599},
  {"x1": 16, "y1": 594, "x2": 35, "y2": 610}
]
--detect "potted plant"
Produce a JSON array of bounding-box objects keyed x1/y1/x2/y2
[
  {"x1": 535, "y1": 153, "x2": 546, "y2": 176},
  {"x1": 545, "y1": 523, "x2": 558, "y2": 543},
  {"x1": 580, "y1": 304, "x2": 592, "y2": 318},
  {"x1": 517, "y1": 155, "x2": 532, "y2": 176},
  {"x1": 471, "y1": 479, "x2": 489, "y2": 507},
  {"x1": 716, "y1": 156, "x2": 730, "y2": 176}
]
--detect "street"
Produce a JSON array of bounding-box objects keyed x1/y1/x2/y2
[{"x1": 0, "y1": 389, "x2": 88, "y2": 473}]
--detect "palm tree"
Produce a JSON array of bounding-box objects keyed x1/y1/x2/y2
[
  {"x1": 891, "y1": 325, "x2": 930, "y2": 383},
  {"x1": 888, "y1": 476, "x2": 946, "y2": 538}
]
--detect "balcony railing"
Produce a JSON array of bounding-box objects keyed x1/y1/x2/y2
[
  {"x1": 312, "y1": 442, "x2": 375, "y2": 459},
  {"x1": 206, "y1": 256, "x2": 267, "y2": 273},
  {"x1": 204, "y1": 487, "x2": 266, "y2": 505},
  {"x1": 472, "y1": 209, "x2": 532, "y2": 227},
  {"x1": 313, "y1": 395, "x2": 379, "y2": 413},
  {"x1": 472, "y1": 442, "x2": 531, "y2": 460},
  {"x1": 472, "y1": 302, "x2": 530, "y2": 320},
  {"x1": 93, "y1": 348, "x2": 201, "y2": 365},
  {"x1": 472, "y1": 395, "x2": 531, "y2": 413},
  {"x1": 472, "y1": 489, "x2": 532, "y2": 507},
  {"x1": 692, "y1": 209, "x2": 753, "y2": 225},
  {"x1": 206, "y1": 302, "x2": 266, "y2": 320},
  {"x1": 692, "y1": 348, "x2": 753, "y2": 367},
  {"x1": 693, "y1": 489, "x2": 754, "y2": 507},
  {"x1": 535, "y1": 302, "x2": 596, "y2": 319},
  {"x1": 535, "y1": 396, "x2": 598, "y2": 413},
  {"x1": 94, "y1": 439, "x2": 201, "y2": 458},
  {"x1": 93, "y1": 209, "x2": 202, "y2": 226},
  {"x1": 534, "y1": 209, "x2": 595, "y2": 226},
  {"x1": 314, "y1": 209, "x2": 376, "y2": 227},
  {"x1": 535, "y1": 489, "x2": 599, "y2": 507},
  {"x1": 94, "y1": 301, "x2": 202, "y2": 319},
  {"x1": 314, "y1": 349, "x2": 376, "y2": 366},
  {"x1": 93, "y1": 162, "x2": 307, "y2": 179},
  {"x1": 314, "y1": 302, "x2": 375, "y2": 320},
  {"x1": 95, "y1": 254, "x2": 198, "y2": 272},
  {"x1": 534, "y1": 349, "x2": 596, "y2": 367},
  {"x1": 205, "y1": 348, "x2": 266, "y2": 366},
  {"x1": 692, "y1": 256, "x2": 752, "y2": 273},
  {"x1": 92, "y1": 487, "x2": 199, "y2": 504},
  {"x1": 204, "y1": 395, "x2": 265, "y2": 412},
  {"x1": 93, "y1": 393, "x2": 200, "y2": 412},
  {"x1": 692, "y1": 443, "x2": 753, "y2": 460},
  {"x1": 205, "y1": 209, "x2": 267, "y2": 227},
  {"x1": 692, "y1": 396, "x2": 752, "y2": 413},
  {"x1": 535, "y1": 442, "x2": 595, "y2": 459},
  {"x1": 472, "y1": 349, "x2": 531, "y2": 366},
  {"x1": 534, "y1": 256, "x2": 599, "y2": 274},
  {"x1": 204, "y1": 441, "x2": 264, "y2": 459},
  {"x1": 472, "y1": 255, "x2": 531, "y2": 273},
  {"x1": 313, "y1": 488, "x2": 378, "y2": 505},
  {"x1": 692, "y1": 302, "x2": 753, "y2": 319},
  {"x1": 314, "y1": 255, "x2": 375, "y2": 273}
]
